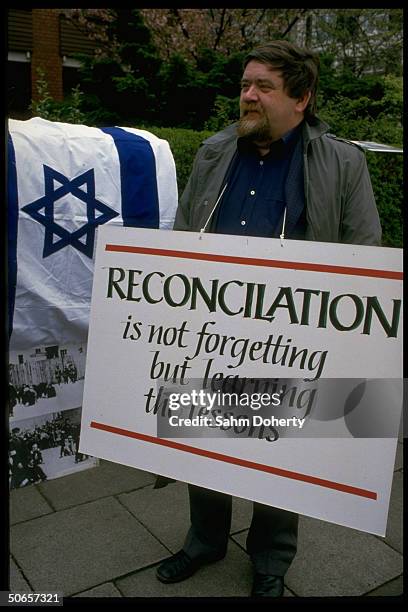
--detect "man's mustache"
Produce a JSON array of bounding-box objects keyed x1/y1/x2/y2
[{"x1": 241, "y1": 105, "x2": 264, "y2": 116}]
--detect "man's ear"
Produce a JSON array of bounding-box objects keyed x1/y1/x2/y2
[{"x1": 295, "y1": 91, "x2": 311, "y2": 113}]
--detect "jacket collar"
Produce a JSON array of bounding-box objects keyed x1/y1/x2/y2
[{"x1": 302, "y1": 116, "x2": 329, "y2": 145}]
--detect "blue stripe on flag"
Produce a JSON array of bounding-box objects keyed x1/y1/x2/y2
[
  {"x1": 7, "y1": 134, "x2": 18, "y2": 339},
  {"x1": 101, "y1": 127, "x2": 160, "y2": 228}
]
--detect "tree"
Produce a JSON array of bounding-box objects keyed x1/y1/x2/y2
[
  {"x1": 60, "y1": 9, "x2": 118, "y2": 59},
  {"x1": 139, "y1": 9, "x2": 312, "y2": 62},
  {"x1": 62, "y1": 9, "x2": 163, "y2": 123},
  {"x1": 310, "y1": 9, "x2": 403, "y2": 77}
]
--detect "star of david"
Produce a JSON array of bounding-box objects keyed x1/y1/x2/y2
[{"x1": 21, "y1": 165, "x2": 119, "y2": 258}]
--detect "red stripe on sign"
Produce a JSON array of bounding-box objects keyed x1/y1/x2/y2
[
  {"x1": 105, "y1": 244, "x2": 402, "y2": 280},
  {"x1": 90, "y1": 421, "x2": 377, "y2": 500}
]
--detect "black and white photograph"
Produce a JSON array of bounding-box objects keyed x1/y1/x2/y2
[
  {"x1": 9, "y1": 408, "x2": 97, "y2": 489},
  {"x1": 9, "y1": 342, "x2": 87, "y2": 421}
]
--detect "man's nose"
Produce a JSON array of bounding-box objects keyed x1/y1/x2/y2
[{"x1": 242, "y1": 84, "x2": 259, "y2": 102}]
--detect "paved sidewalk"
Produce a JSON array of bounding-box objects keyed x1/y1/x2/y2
[{"x1": 10, "y1": 442, "x2": 403, "y2": 599}]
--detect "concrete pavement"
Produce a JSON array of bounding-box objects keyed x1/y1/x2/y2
[{"x1": 9, "y1": 441, "x2": 403, "y2": 599}]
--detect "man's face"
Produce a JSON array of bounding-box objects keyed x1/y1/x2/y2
[{"x1": 238, "y1": 60, "x2": 306, "y2": 142}]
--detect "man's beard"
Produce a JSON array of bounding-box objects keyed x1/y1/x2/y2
[{"x1": 237, "y1": 107, "x2": 271, "y2": 140}]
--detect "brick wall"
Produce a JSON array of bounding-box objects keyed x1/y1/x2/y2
[{"x1": 31, "y1": 9, "x2": 63, "y2": 102}]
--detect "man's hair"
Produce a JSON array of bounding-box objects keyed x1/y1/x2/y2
[{"x1": 244, "y1": 40, "x2": 320, "y2": 118}]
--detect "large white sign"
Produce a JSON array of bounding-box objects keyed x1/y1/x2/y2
[{"x1": 80, "y1": 226, "x2": 403, "y2": 536}]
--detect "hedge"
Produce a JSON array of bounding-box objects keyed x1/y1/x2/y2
[
  {"x1": 365, "y1": 151, "x2": 402, "y2": 248},
  {"x1": 141, "y1": 126, "x2": 213, "y2": 197},
  {"x1": 144, "y1": 125, "x2": 402, "y2": 248}
]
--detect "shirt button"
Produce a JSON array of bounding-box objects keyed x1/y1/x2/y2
[
  {"x1": 241, "y1": 220, "x2": 246, "y2": 226},
  {"x1": 259, "y1": 161, "x2": 264, "y2": 166},
  {"x1": 250, "y1": 190, "x2": 255, "y2": 195}
]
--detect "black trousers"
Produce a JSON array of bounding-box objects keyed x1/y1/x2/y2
[{"x1": 182, "y1": 483, "x2": 298, "y2": 576}]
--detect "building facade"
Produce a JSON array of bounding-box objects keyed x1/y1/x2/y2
[{"x1": 7, "y1": 8, "x2": 96, "y2": 117}]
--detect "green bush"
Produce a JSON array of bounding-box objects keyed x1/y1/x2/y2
[
  {"x1": 30, "y1": 68, "x2": 87, "y2": 124},
  {"x1": 318, "y1": 76, "x2": 402, "y2": 247},
  {"x1": 365, "y1": 152, "x2": 403, "y2": 248},
  {"x1": 204, "y1": 95, "x2": 239, "y2": 131},
  {"x1": 137, "y1": 125, "x2": 214, "y2": 195}
]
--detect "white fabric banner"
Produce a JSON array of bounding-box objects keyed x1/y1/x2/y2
[{"x1": 8, "y1": 117, "x2": 178, "y2": 350}]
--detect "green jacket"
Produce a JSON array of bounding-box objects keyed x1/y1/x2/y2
[{"x1": 174, "y1": 117, "x2": 382, "y2": 245}]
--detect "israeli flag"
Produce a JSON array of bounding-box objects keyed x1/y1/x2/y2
[{"x1": 8, "y1": 117, "x2": 178, "y2": 351}]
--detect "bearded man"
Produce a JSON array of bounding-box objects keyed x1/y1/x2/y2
[{"x1": 156, "y1": 40, "x2": 381, "y2": 597}]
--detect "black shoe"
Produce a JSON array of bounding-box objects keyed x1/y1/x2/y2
[
  {"x1": 251, "y1": 573, "x2": 284, "y2": 597},
  {"x1": 156, "y1": 549, "x2": 224, "y2": 584}
]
